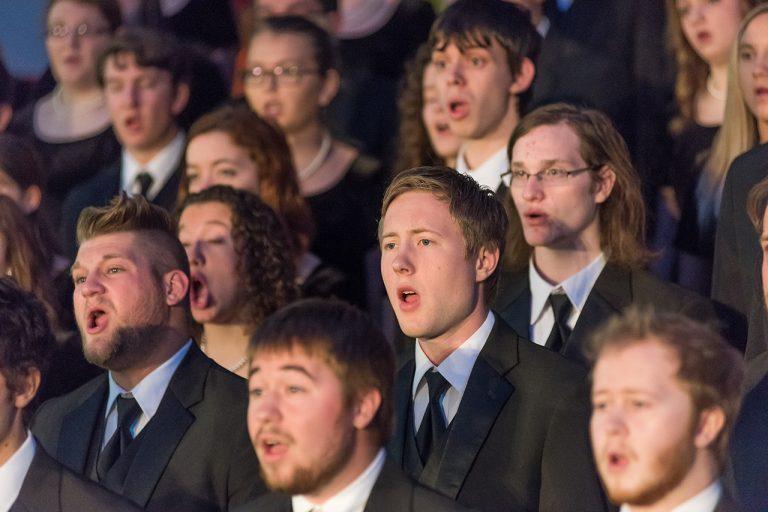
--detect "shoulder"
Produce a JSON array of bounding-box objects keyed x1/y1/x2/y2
[
  {"x1": 628, "y1": 268, "x2": 713, "y2": 311},
  {"x1": 729, "y1": 142, "x2": 768, "y2": 177},
  {"x1": 346, "y1": 152, "x2": 384, "y2": 181},
  {"x1": 33, "y1": 373, "x2": 105, "y2": 427}
]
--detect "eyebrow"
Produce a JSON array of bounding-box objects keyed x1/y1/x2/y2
[
  {"x1": 511, "y1": 159, "x2": 571, "y2": 168},
  {"x1": 250, "y1": 365, "x2": 316, "y2": 381},
  {"x1": 380, "y1": 228, "x2": 443, "y2": 240},
  {"x1": 70, "y1": 253, "x2": 129, "y2": 276},
  {"x1": 178, "y1": 219, "x2": 230, "y2": 232}
]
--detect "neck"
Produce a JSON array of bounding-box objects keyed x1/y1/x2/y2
[
  {"x1": 418, "y1": 300, "x2": 489, "y2": 366},
  {"x1": 628, "y1": 454, "x2": 719, "y2": 512},
  {"x1": 202, "y1": 323, "x2": 250, "y2": 354},
  {"x1": 305, "y1": 437, "x2": 381, "y2": 505},
  {"x1": 58, "y1": 83, "x2": 103, "y2": 105},
  {"x1": 128, "y1": 125, "x2": 179, "y2": 166},
  {"x1": 110, "y1": 328, "x2": 188, "y2": 390},
  {"x1": 462, "y1": 102, "x2": 519, "y2": 170},
  {"x1": 528, "y1": 6, "x2": 544, "y2": 26},
  {"x1": 708, "y1": 64, "x2": 728, "y2": 96},
  {"x1": 532, "y1": 236, "x2": 603, "y2": 284},
  {"x1": 0, "y1": 417, "x2": 27, "y2": 467},
  {"x1": 286, "y1": 121, "x2": 325, "y2": 172}
]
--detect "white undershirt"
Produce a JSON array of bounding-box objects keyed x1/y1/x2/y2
[
  {"x1": 455, "y1": 146, "x2": 508, "y2": 193},
  {"x1": 0, "y1": 432, "x2": 36, "y2": 512},
  {"x1": 120, "y1": 131, "x2": 185, "y2": 201},
  {"x1": 619, "y1": 480, "x2": 722, "y2": 512},
  {"x1": 528, "y1": 253, "x2": 606, "y2": 346}
]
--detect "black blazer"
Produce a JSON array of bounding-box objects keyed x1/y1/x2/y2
[
  {"x1": 233, "y1": 458, "x2": 474, "y2": 512},
  {"x1": 494, "y1": 264, "x2": 734, "y2": 365},
  {"x1": 389, "y1": 315, "x2": 608, "y2": 512},
  {"x1": 31, "y1": 343, "x2": 264, "y2": 511},
  {"x1": 59, "y1": 157, "x2": 184, "y2": 259},
  {"x1": 712, "y1": 142, "x2": 768, "y2": 359},
  {"x1": 10, "y1": 442, "x2": 141, "y2": 512}
]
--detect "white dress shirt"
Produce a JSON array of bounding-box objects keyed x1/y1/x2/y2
[
  {"x1": 120, "y1": 131, "x2": 185, "y2": 201},
  {"x1": 0, "y1": 432, "x2": 36, "y2": 512},
  {"x1": 412, "y1": 311, "x2": 495, "y2": 430},
  {"x1": 529, "y1": 253, "x2": 606, "y2": 346},
  {"x1": 455, "y1": 146, "x2": 508, "y2": 193},
  {"x1": 291, "y1": 448, "x2": 386, "y2": 512},
  {"x1": 102, "y1": 340, "x2": 192, "y2": 446},
  {"x1": 619, "y1": 479, "x2": 722, "y2": 512}
]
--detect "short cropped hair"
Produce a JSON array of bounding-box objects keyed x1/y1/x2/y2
[
  {"x1": 747, "y1": 176, "x2": 768, "y2": 234},
  {"x1": 380, "y1": 166, "x2": 508, "y2": 302},
  {"x1": 253, "y1": 15, "x2": 338, "y2": 77},
  {"x1": 249, "y1": 299, "x2": 395, "y2": 445},
  {"x1": 0, "y1": 277, "x2": 55, "y2": 425},
  {"x1": 179, "y1": 186, "x2": 299, "y2": 333},
  {"x1": 585, "y1": 307, "x2": 745, "y2": 471},
  {"x1": 429, "y1": 0, "x2": 541, "y2": 110},
  {"x1": 506, "y1": 103, "x2": 650, "y2": 271},
  {"x1": 97, "y1": 27, "x2": 189, "y2": 88}
]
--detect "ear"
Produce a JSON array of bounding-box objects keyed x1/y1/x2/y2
[
  {"x1": 171, "y1": 82, "x2": 191, "y2": 117},
  {"x1": 475, "y1": 245, "x2": 500, "y2": 284},
  {"x1": 694, "y1": 406, "x2": 726, "y2": 450},
  {"x1": 13, "y1": 367, "x2": 41, "y2": 410},
  {"x1": 510, "y1": 57, "x2": 536, "y2": 96},
  {"x1": 0, "y1": 104, "x2": 12, "y2": 132},
  {"x1": 20, "y1": 185, "x2": 42, "y2": 214},
  {"x1": 352, "y1": 387, "x2": 382, "y2": 431},
  {"x1": 163, "y1": 269, "x2": 190, "y2": 307},
  {"x1": 318, "y1": 69, "x2": 341, "y2": 108},
  {"x1": 593, "y1": 165, "x2": 616, "y2": 204}
]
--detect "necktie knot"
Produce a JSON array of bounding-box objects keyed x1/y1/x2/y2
[
  {"x1": 425, "y1": 370, "x2": 450, "y2": 402},
  {"x1": 546, "y1": 292, "x2": 573, "y2": 352},
  {"x1": 116, "y1": 394, "x2": 140, "y2": 432},
  {"x1": 549, "y1": 292, "x2": 572, "y2": 322},
  {"x1": 132, "y1": 172, "x2": 153, "y2": 197}
]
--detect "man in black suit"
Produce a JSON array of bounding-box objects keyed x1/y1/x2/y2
[
  {"x1": 60, "y1": 27, "x2": 191, "y2": 258},
  {"x1": 712, "y1": 143, "x2": 768, "y2": 359},
  {"x1": 32, "y1": 194, "x2": 262, "y2": 511},
  {"x1": 588, "y1": 308, "x2": 744, "y2": 512},
  {"x1": 379, "y1": 166, "x2": 607, "y2": 511},
  {"x1": 0, "y1": 278, "x2": 139, "y2": 512},
  {"x1": 494, "y1": 103, "x2": 730, "y2": 365},
  {"x1": 234, "y1": 299, "x2": 470, "y2": 512}
]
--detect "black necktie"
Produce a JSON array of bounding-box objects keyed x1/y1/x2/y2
[
  {"x1": 416, "y1": 370, "x2": 450, "y2": 463},
  {"x1": 132, "y1": 172, "x2": 153, "y2": 197},
  {"x1": 545, "y1": 293, "x2": 572, "y2": 352},
  {"x1": 97, "y1": 395, "x2": 141, "y2": 480}
]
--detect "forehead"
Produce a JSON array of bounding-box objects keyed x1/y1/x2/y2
[
  {"x1": 433, "y1": 33, "x2": 509, "y2": 58},
  {"x1": 742, "y1": 12, "x2": 768, "y2": 44},
  {"x1": 249, "y1": 346, "x2": 339, "y2": 383},
  {"x1": 48, "y1": 0, "x2": 105, "y2": 23},
  {"x1": 179, "y1": 201, "x2": 233, "y2": 231},
  {"x1": 188, "y1": 131, "x2": 244, "y2": 157},
  {"x1": 592, "y1": 339, "x2": 682, "y2": 392},
  {"x1": 512, "y1": 123, "x2": 583, "y2": 164},
  {"x1": 75, "y1": 231, "x2": 143, "y2": 264},
  {"x1": 382, "y1": 191, "x2": 456, "y2": 233},
  {"x1": 248, "y1": 31, "x2": 314, "y2": 62},
  {"x1": 104, "y1": 53, "x2": 169, "y2": 81}
]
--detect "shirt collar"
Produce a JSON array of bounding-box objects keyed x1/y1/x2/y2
[
  {"x1": 291, "y1": 448, "x2": 386, "y2": 512},
  {"x1": 0, "y1": 432, "x2": 36, "y2": 511},
  {"x1": 619, "y1": 479, "x2": 722, "y2": 512},
  {"x1": 412, "y1": 311, "x2": 495, "y2": 398},
  {"x1": 105, "y1": 340, "x2": 193, "y2": 420},
  {"x1": 121, "y1": 131, "x2": 185, "y2": 199},
  {"x1": 455, "y1": 146, "x2": 508, "y2": 192},
  {"x1": 529, "y1": 253, "x2": 606, "y2": 325}
]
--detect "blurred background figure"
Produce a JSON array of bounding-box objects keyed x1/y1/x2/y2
[
  {"x1": 177, "y1": 185, "x2": 299, "y2": 377},
  {"x1": 0, "y1": 56, "x2": 14, "y2": 131}
]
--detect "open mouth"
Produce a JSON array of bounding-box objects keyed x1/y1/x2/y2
[
  {"x1": 190, "y1": 273, "x2": 211, "y2": 310},
  {"x1": 258, "y1": 434, "x2": 290, "y2": 460},
  {"x1": 435, "y1": 121, "x2": 451, "y2": 135},
  {"x1": 607, "y1": 450, "x2": 629, "y2": 471},
  {"x1": 261, "y1": 101, "x2": 282, "y2": 119},
  {"x1": 86, "y1": 308, "x2": 108, "y2": 334},
  {"x1": 524, "y1": 211, "x2": 548, "y2": 225},
  {"x1": 397, "y1": 287, "x2": 420, "y2": 310},
  {"x1": 755, "y1": 86, "x2": 768, "y2": 99},
  {"x1": 448, "y1": 99, "x2": 469, "y2": 120},
  {"x1": 123, "y1": 113, "x2": 141, "y2": 132},
  {"x1": 696, "y1": 30, "x2": 711, "y2": 44}
]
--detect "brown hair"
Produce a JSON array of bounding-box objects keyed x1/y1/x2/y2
[
  {"x1": 747, "y1": 175, "x2": 768, "y2": 234},
  {"x1": 179, "y1": 186, "x2": 299, "y2": 333},
  {"x1": 505, "y1": 103, "x2": 650, "y2": 271},
  {"x1": 380, "y1": 166, "x2": 507, "y2": 302},
  {"x1": 45, "y1": 0, "x2": 122, "y2": 34},
  {"x1": 585, "y1": 306, "x2": 745, "y2": 471},
  {"x1": 181, "y1": 103, "x2": 314, "y2": 256},
  {"x1": 249, "y1": 298, "x2": 395, "y2": 445}
]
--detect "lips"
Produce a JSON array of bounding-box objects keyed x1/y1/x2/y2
[
  {"x1": 257, "y1": 432, "x2": 291, "y2": 462},
  {"x1": 523, "y1": 210, "x2": 549, "y2": 227},
  {"x1": 122, "y1": 113, "x2": 142, "y2": 134},
  {"x1": 605, "y1": 449, "x2": 630, "y2": 473},
  {"x1": 260, "y1": 101, "x2": 282, "y2": 120},
  {"x1": 397, "y1": 286, "x2": 420, "y2": 312},
  {"x1": 447, "y1": 98, "x2": 470, "y2": 121},
  {"x1": 190, "y1": 272, "x2": 212, "y2": 310},
  {"x1": 755, "y1": 86, "x2": 768, "y2": 101},
  {"x1": 695, "y1": 30, "x2": 711, "y2": 44},
  {"x1": 86, "y1": 307, "x2": 108, "y2": 334}
]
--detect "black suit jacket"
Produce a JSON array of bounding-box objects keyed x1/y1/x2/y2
[
  {"x1": 712, "y1": 142, "x2": 768, "y2": 359},
  {"x1": 10, "y1": 442, "x2": 141, "y2": 512},
  {"x1": 494, "y1": 264, "x2": 734, "y2": 365},
  {"x1": 59, "y1": 156, "x2": 184, "y2": 259},
  {"x1": 389, "y1": 315, "x2": 608, "y2": 512},
  {"x1": 233, "y1": 458, "x2": 474, "y2": 512},
  {"x1": 31, "y1": 343, "x2": 263, "y2": 511}
]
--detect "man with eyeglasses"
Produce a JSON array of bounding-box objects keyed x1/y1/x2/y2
[{"x1": 493, "y1": 103, "x2": 723, "y2": 366}]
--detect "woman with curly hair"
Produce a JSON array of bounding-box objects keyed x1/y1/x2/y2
[
  {"x1": 395, "y1": 43, "x2": 462, "y2": 174},
  {"x1": 177, "y1": 185, "x2": 299, "y2": 376}
]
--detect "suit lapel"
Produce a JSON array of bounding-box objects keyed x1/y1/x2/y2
[
  {"x1": 58, "y1": 377, "x2": 108, "y2": 473},
  {"x1": 389, "y1": 359, "x2": 415, "y2": 467},
  {"x1": 364, "y1": 459, "x2": 415, "y2": 512},
  {"x1": 117, "y1": 344, "x2": 208, "y2": 507},
  {"x1": 419, "y1": 318, "x2": 517, "y2": 499},
  {"x1": 493, "y1": 271, "x2": 531, "y2": 340}
]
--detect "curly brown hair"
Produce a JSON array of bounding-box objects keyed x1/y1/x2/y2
[{"x1": 178, "y1": 186, "x2": 299, "y2": 333}]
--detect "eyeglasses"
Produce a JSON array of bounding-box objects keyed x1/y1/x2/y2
[
  {"x1": 241, "y1": 64, "x2": 319, "y2": 88},
  {"x1": 502, "y1": 165, "x2": 602, "y2": 187},
  {"x1": 46, "y1": 23, "x2": 111, "y2": 40}
]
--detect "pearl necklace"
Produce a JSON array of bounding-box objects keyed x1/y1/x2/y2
[
  {"x1": 298, "y1": 132, "x2": 333, "y2": 181},
  {"x1": 199, "y1": 334, "x2": 248, "y2": 374}
]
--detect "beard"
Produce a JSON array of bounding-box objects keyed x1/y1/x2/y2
[{"x1": 82, "y1": 324, "x2": 168, "y2": 371}]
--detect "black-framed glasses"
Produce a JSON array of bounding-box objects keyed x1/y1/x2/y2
[
  {"x1": 502, "y1": 165, "x2": 602, "y2": 187},
  {"x1": 46, "y1": 23, "x2": 111, "y2": 40},
  {"x1": 241, "y1": 64, "x2": 319, "y2": 88}
]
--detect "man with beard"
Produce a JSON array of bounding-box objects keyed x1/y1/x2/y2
[
  {"x1": 234, "y1": 299, "x2": 471, "y2": 512},
  {"x1": 31, "y1": 194, "x2": 263, "y2": 511},
  {"x1": 588, "y1": 307, "x2": 744, "y2": 512}
]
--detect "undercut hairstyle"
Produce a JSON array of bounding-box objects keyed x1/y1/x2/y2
[
  {"x1": 0, "y1": 277, "x2": 55, "y2": 425},
  {"x1": 96, "y1": 26, "x2": 189, "y2": 88},
  {"x1": 249, "y1": 299, "x2": 395, "y2": 445},
  {"x1": 253, "y1": 15, "x2": 338, "y2": 76},
  {"x1": 505, "y1": 103, "x2": 650, "y2": 271},
  {"x1": 585, "y1": 307, "x2": 745, "y2": 471},
  {"x1": 429, "y1": 0, "x2": 541, "y2": 110},
  {"x1": 45, "y1": 0, "x2": 122, "y2": 34},
  {"x1": 747, "y1": 176, "x2": 768, "y2": 234},
  {"x1": 182, "y1": 103, "x2": 314, "y2": 256},
  {"x1": 380, "y1": 166, "x2": 508, "y2": 302},
  {"x1": 179, "y1": 186, "x2": 299, "y2": 332}
]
